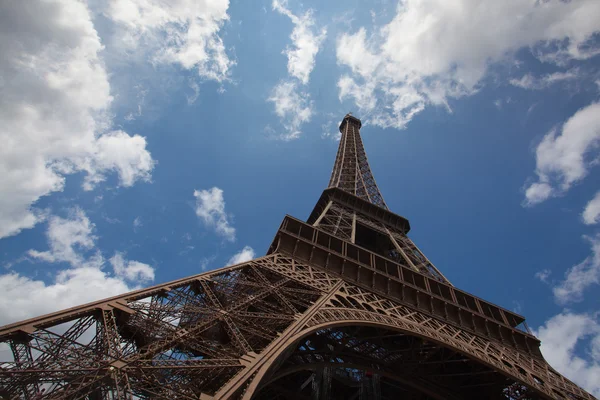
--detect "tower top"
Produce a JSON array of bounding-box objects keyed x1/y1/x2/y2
[
  {"x1": 339, "y1": 113, "x2": 362, "y2": 132},
  {"x1": 329, "y1": 114, "x2": 387, "y2": 209}
]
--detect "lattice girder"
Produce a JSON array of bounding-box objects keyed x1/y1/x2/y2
[
  {"x1": 328, "y1": 115, "x2": 388, "y2": 209},
  {"x1": 244, "y1": 281, "x2": 592, "y2": 400},
  {"x1": 309, "y1": 196, "x2": 448, "y2": 282},
  {"x1": 0, "y1": 256, "x2": 323, "y2": 399},
  {"x1": 0, "y1": 253, "x2": 593, "y2": 400}
]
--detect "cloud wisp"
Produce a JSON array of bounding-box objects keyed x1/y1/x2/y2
[
  {"x1": 269, "y1": 0, "x2": 326, "y2": 139},
  {"x1": 268, "y1": 81, "x2": 313, "y2": 140},
  {"x1": 510, "y1": 69, "x2": 581, "y2": 90},
  {"x1": 272, "y1": 0, "x2": 326, "y2": 85},
  {"x1": 194, "y1": 187, "x2": 236, "y2": 242},
  {"x1": 550, "y1": 234, "x2": 600, "y2": 305}
]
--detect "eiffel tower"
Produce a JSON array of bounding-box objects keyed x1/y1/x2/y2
[{"x1": 0, "y1": 114, "x2": 595, "y2": 400}]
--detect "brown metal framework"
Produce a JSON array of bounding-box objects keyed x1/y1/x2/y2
[
  {"x1": 329, "y1": 115, "x2": 387, "y2": 209},
  {"x1": 0, "y1": 114, "x2": 595, "y2": 399}
]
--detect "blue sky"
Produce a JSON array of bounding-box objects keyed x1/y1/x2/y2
[{"x1": 1, "y1": 0, "x2": 600, "y2": 394}]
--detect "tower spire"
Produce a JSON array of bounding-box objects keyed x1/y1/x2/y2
[{"x1": 328, "y1": 114, "x2": 388, "y2": 209}]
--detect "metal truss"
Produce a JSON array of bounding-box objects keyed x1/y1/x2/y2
[
  {"x1": 309, "y1": 195, "x2": 449, "y2": 283},
  {"x1": 0, "y1": 257, "x2": 322, "y2": 399},
  {"x1": 0, "y1": 254, "x2": 593, "y2": 400},
  {"x1": 328, "y1": 114, "x2": 387, "y2": 209},
  {"x1": 0, "y1": 114, "x2": 595, "y2": 400}
]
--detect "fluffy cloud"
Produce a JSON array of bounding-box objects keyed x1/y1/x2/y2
[
  {"x1": 107, "y1": 0, "x2": 234, "y2": 82},
  {"x1": 524, "y1": 103, "x2": 600, "y2": 205},
  {"x1": 194, "y1": 187, "x2": 236, "y2": 241},
  {"x1": 110, "y1": 252, "x2": 154, "y2": 283},
  {"x1": 0, "y1": 267, "x2": 132, "y2": 326},
  {"x1": 227, "y1": 246, "x2": 255, "y2": 266},
  {"x1": 267, "y1": 80, "x2": 313, "y2": 140},
  {"x1": 524, "y1": 183, "x2": 553, "y2": 206},
  {"x1": 272, "y1": 0, "x2": 326, "y2": 85},
  {"x1": 0, "y1": 0, "x2": 154, "y2": 239},
  {"x1": 535, "y1": 312, "x2": 600, "y2": 397},
  {"x1": 336, "y1": 0, "x2": 600, "y2": 129},
  {"x1": 582, "y1": 191, "x2": 600, "y2": 225},
  {"x1": 83, "y1": 131, "x2": 154, "y2": 190},
  {"x1": 338, "y1": 74, "x2": 378, "y2": 113},
  {"x1": 27, "y1": 208, "x2": 97, "y2": 267},
  {"x1": 552, "y1": 234, "x2": 600, "y2": 305},
  {"x1": 0, "y1": 208, "x2": 154, "y2": 326}
]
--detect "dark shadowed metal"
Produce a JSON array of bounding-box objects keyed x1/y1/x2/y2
[{"x1": 0, "y1": 115, "x2": 594, "y2": 400}]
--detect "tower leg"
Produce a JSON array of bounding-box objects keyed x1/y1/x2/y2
[{"x1": 214, "y1": 281, "x2": 343, "y2": 400}]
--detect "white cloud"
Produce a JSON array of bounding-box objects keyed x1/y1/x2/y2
[
  {"x1": 187, "y1": 79, "x2": 201, "y2": 105},
  {"x1": 272, "y1": 0, "x2": 326, "y2": 85},
  {"x1": 524, "y1": 182, "x2": 554, "y2": 206},
  {"x1": 534, "y1": 312, "x2": 600, "y2": 398},
  {"x1": 179, "y1": 245, "x2": 195, "y2": 256},
  {"x1": 535, "y1": 269, "x2": 552, "y2": 284},
  {"x1": 27, "y1": 208, "x2": 97, "y2": 267},
  {"x1": 267, "y1": 80, "x2": 313, "y2": 140},
  {"x1": 107, "y1": 0, "x2": 234, "y2": 82},
  {"x1": 227, "y1": 246, "x2": 255, "y2": 266},
  {"x1": 199, "y1": 255, "x2": 216, "y2": 272},
  {"x1": 83, "y1": 131, "x2": 154, "y2": 190},
  {"x1": 268, "y1": 1, "x2": 324, "y2": 139},
  {"x1": 0, "y1": 0, "x2": 154, "y2": 239},
  {"x1": 338, "y1": 74, "x2": 378, "y2": 113},
  {"x1": 527, "y1": 103, "x2": 538, "y2": 116},
  {"x1": 193, "y1": 187, "x2": 236, "y2": 241},
  {"x1": 583, "y1": 191, "x2": 600, "y2": 225},
  {"x1": 0, "y1": 267, "x2": 132, "y2": 326},
  {"x1": 133, "y1": 216, "x2": 143, "y2": 232},
  {"x1": 0, "y1": 209, "x2": 155, "y2": 326},
  {"x1": 102, "y1": 213, "x2": 121, "y2": 224},
  {"x1": 510, "y1": 69, "x2": 580, "y2": 90},
  {"x1": 553, "y1": 234, "x2": 600, "y2": 305},
  {"x1": 336, "y1": 0, "x2": 600, "y2": 129},
  {"x1": 123, "y1": 85, "x2": 148, "y2": 121},
  {"x1": 493, "y1": 97, "x2": 512, "y2": 111},
  {"x1": 321, "y1": 120, "x2": 342, "y2": 141},
  {"x1": 511, "y1": 300, "x2": 522, "y2": 315},
  {"x1": 524, "y1": 102, "x2": 600, "y2": 205},
  {"x1": 109, "y1": 252, "x2": 154, "y2": 283}
]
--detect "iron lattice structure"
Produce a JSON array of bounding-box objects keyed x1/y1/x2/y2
[{"x1": 0, "y1": 114, "x2": 595, "y2": 400}]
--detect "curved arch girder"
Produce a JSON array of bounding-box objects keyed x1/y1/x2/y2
[{"x1": 240, "y1": 307, "x2": 587, "y2": 400}]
